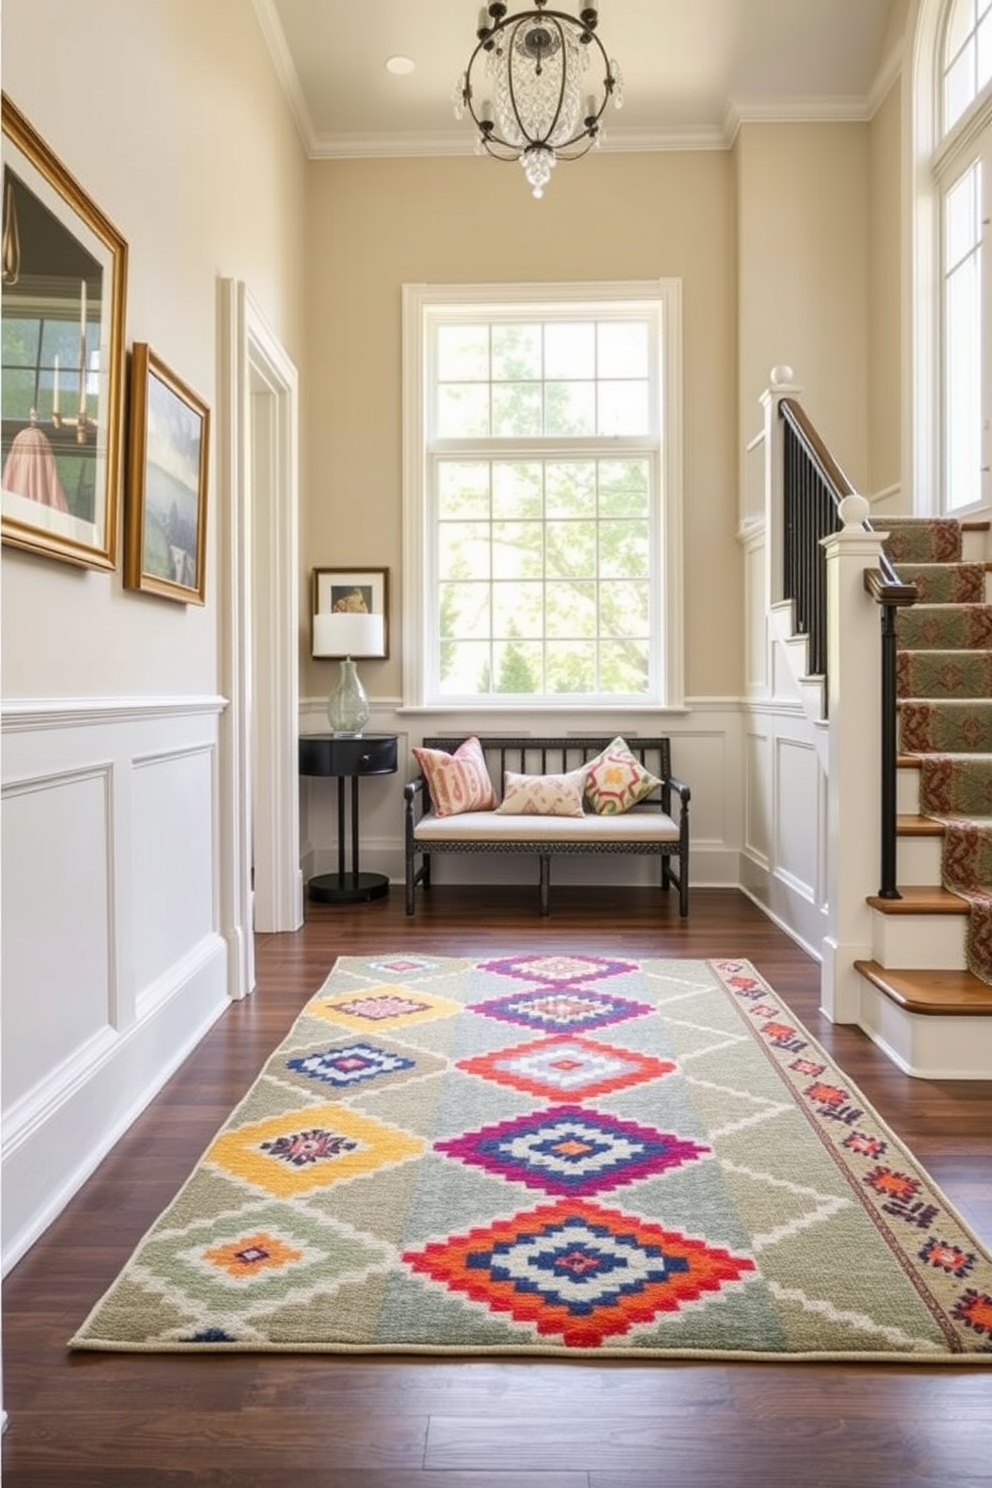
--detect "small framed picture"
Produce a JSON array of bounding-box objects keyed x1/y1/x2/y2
[
  {"x1": 124, "y1": 343, "x2": 209, "y2": 604},
  {"x1": 312, "y1": 567, "x2": 389, "y2": 657}
]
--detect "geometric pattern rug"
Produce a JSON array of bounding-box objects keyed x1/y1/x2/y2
[{"x1": 69, "y1": 955, "x2": 992, "y2": 1361}]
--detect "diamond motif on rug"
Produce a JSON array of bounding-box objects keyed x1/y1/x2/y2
[
  {"x1": 273, "y1": 1035, "x2": 447, "y2": 1100},
  {"x1": 285, "y1": 1042, "x2": 415, "y2": 1088},
  {"x1": 458, "y1": 1033, "x2": 676, "y2": 1100},
  {"x1": 436, "y1": 1104, "x2": 710, "y2": 1196},
  {"x1": 469, "y1": 986, "x2": 653, "y2": 1033},
  {"x1": 206, "y1": 1101, "x2": 424, "y2": 1198},
  {"x1": 128, "y1": 1199, "x2": 391, "y2": 1328},
  {"x1": 403, "y1": 1198, "x2": 756, "y2": 1347},
  {"x1": 479, "y1": 954, "x2": 636, "y2": 986},
  {"x1": 308, "y1": 985, "x2": 462, "y2": 1032}
]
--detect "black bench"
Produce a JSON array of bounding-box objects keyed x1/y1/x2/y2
[{"x1": 404, "y1": 735, "x2": 690, "y2": 917}]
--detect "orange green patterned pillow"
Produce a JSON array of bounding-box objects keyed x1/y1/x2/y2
[{"x1": 584, "y1": 737, "x2": 661, "y2": 816}]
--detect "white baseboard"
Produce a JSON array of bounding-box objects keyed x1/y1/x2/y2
[{"x1": 2, "y1": 935, "x2": 229, "y2": 1275}]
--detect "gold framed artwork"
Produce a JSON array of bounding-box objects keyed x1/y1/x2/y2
[
  {"x1": 124, "y1": 343, "x2": 210, "y2": 604},
  {"x1": 1, "y1": 93, "x2": 128, "y2": 569}
]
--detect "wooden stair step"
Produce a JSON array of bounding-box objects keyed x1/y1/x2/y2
[
  {"x1": 866, "y1": 885, "x2": 969, "y2": 914},
  {"x1": 854, "y1": 960, "x2": 992, "y2": 1015},
  {"x1": 898, "y1": 813, "x2": 945, "y2": 836}
]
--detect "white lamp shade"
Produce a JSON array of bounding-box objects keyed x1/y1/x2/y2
[{"x1": 313, "y1": 610, "x2": 384, "y2": 658}]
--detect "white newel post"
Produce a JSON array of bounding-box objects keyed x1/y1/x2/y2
[{"x1": 820, "y1": 500, "x2": 886, "y2": 1022}]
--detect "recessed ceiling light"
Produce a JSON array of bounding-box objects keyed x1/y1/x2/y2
[{"x1": 385, "y1": 55, "x2": 415, "y2": 75}]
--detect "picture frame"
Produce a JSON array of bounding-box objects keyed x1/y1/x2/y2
[
  {"x1": 312, "y1": 567, "x2": 389, "y2": 657},
  {"x1": 124, "y1": 343, "x2": 210, "y2": 604},
  {"x1": 1, "y1": 93, "x2": 128, "y2": 570}
]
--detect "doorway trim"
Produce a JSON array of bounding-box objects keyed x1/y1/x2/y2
[{"x1": 217, "y1": 277, "x2": 302, "y2": 1001}]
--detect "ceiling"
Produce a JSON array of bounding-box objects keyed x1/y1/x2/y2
[{"x1": 254, "y1": 0, "x2": 900, "y2": 159}]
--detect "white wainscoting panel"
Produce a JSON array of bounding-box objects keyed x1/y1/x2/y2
[
  {"x1": 739, "y1": 701, "x2": 826, "y2": 960},
  {"x1": 775, "y1": 735, "x2": 818, "y2": 898},
  {"x1": 131, "y1": 745, "x2": 216, "y2": 1005},
  {"x1": 2, "y1": 766, "x2": 114, "y2": 1110},
  {"x1": 1, "y1": 697, "x2": 230, "y2": 1271},
  {"x1": 744, "y1": 725, "x2": 771, "y2": 866}
]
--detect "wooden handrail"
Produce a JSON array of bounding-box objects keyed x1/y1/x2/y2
[
  {"x1": 863, "y1": 569, "x2": 917, "y2": 606},
  {"x1": 780, "y1": 397, "x2": 857, "y2": 502}
]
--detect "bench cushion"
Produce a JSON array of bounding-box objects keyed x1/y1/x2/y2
[{"x1": 414, "y1": 807, "x2": 679, "y2": 844}]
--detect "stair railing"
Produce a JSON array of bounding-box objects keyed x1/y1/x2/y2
[
  {"x1": 863, "y1": 567, "x2": 917, "y2": 899},
  {"x1": 777, "y1": 396, "x2": 916, "y2": 900}
]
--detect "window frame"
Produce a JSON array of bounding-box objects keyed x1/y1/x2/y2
[{"x1": 401, "y1": 279, "x2": 684, "y2": 715}]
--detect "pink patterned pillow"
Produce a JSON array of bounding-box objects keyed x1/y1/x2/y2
[
  {"x1": 412, "y1": 736, "x2": 497, "y2": 818},
  {"x1": 584, "y1": 736, "x2": 661, "y2": 815},
  {"x1": 495, "y1": 767, "x2": 588, "y2": 817}
]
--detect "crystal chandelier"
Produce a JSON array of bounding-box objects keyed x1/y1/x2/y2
[{"x1": 455, "y1": 2, "x2": 623, "y2": 199}]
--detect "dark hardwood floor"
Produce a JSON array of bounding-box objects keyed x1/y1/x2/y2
[{"x1": 3, "y1": 887, "x2": 990, "y2": 1487}]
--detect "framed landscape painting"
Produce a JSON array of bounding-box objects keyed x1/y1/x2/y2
[
  {"x1": 124, "y1": 343, "x2": 209, "y2": 603},
  {"x1": 1, "y1": 93, "x2": 128, "y2": 569}
]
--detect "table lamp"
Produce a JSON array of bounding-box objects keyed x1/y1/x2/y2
[{"x1": 312, "y1": 611, "x2": 384, "y2": 736}]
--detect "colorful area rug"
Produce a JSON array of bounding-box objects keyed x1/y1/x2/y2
[
  {"x1": 69, "y1": 955, "x2": 992, "y2": 1361},
  {"x1": 886, "y1": 516, "x2": 992, "y2": 985}
]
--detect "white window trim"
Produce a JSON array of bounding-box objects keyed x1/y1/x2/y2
[{"x1": 400, "y1": 279, "x2": 684, "y2": 716}]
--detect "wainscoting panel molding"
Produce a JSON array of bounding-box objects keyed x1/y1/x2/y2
[{"x1": 1, "y1": 696, "x2": 229, "y2": 1271}]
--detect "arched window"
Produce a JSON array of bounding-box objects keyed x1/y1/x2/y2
[
  {"x1": 914, "y1": 0, "x2": 992, "y2": 513},
  {"x1": 943, "y1": 0, "x2": 992, "y2": 131}
]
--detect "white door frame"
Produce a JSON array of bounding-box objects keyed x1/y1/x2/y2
[{"x1": 217, "y1": 277, "x2": 302, "y2": 1000}]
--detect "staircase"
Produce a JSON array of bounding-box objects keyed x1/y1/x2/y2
[{"x1": 852, "y1": 515, "x2": 992, "y2": 1078}]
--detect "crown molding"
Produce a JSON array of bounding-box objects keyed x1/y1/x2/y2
[
  {"x1": 252, "y1": 0, "x2": 901, "y2": 163},
  {"x1": 868, "y1": 36, "x2": 904, "y2": 117},
  {"x1": 252, "y1": 0, "x2": 318, "y2": 156},
  {"x1": 305, "y1": 123, "x2": 729, "y2": 160}
]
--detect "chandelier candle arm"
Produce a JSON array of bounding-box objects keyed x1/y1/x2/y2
[{"x1": 457, "y1": 0, "x2": 622, "y2": 199}]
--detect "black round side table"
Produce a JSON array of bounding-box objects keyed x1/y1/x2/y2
[{"x1": 298, "y1": 733, "x2": 398, "y2": 903}]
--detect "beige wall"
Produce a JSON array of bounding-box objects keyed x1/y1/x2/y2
[
  {"x1": 2, "y1": 0, "x2": 307, "y2": 698},
  {"x1": 868, "y1": 76, "x2": 904, "y2": 499},
  {"x1": 736, "y1": 122, "x2": 872, "y2": 493},
  {"x1": 302, "y1": 149, "x2": 740, "y2": 703}
]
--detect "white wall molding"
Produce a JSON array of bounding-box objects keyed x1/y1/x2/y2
[
  {"x1": 2, "y1": 935, "x2": 228, "y2": 1273},
  {"x1": 1, "y1": 700, "x2": 229, "y2": 1269},
  {"x1": 2, "y1": 695, "x2": 226, "y2": 731}
]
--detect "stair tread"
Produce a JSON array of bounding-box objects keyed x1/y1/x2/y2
[
  {"x1": 866, "y1": 885, "x2": 970, "y2": 914},
  {"x1": 897, "y1": 813, "x2": 946, "y2": 836},
  {"x1": 854, "y1": 960, "x2": 992, "y2": 1015}
]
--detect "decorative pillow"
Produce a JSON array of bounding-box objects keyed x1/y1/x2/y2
[
  {"x1": 584, "y1": 736, "x2": 661, "y2": 816},
  {"x1": 412, "y1": 736, "x2": 497, "y2": 818},
  {"x1": 495, "y1": 767, "x2": 589, "y2": 818}
]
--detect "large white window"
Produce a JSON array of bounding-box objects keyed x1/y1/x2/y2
[
  {"x1": 402, "y1": 281, "x2": 683, "y2": 711},
  {"x1": 936, "y1": 0, "x2": 992, "y2": 513}
]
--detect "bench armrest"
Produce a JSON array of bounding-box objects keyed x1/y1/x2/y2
[{"x1": 660, "y1": 773, "x2": 691, "y2": 818}]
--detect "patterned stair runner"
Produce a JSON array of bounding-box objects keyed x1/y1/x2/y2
[{"x1": 886, "y1": 516, "x2": 992, "y2": 985}]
